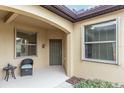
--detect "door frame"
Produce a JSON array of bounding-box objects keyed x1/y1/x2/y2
[{"x1": 49, "y1": 39, "x2": 63, "y2": 66}]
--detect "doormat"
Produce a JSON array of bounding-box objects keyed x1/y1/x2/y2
[{"x1": 66, "y1": 76, "x2": 85, "y2": 85}]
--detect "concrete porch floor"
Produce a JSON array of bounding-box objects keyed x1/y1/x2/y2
[{"x1": 0, "y1": 66, "x2": 69, "y2": 88}]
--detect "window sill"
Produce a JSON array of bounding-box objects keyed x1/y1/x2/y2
[
  {"x1": 82, "y1": 58, "x2": 118, "y2": 65},
  {"x1": 15, "y1": 55, "x2": 38, "y2": 59}
]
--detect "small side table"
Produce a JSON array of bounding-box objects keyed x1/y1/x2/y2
[{"x1": 3, "y1": 64, "x2": 17, "y2": 81}]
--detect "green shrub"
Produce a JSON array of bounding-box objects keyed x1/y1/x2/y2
[{"x1": 74, "y1": 79, "x2": 123, "y2": 88}]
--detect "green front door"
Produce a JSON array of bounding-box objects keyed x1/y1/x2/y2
[{"x1": 49, "y1": 39, "x2": 62, "y2": 65}]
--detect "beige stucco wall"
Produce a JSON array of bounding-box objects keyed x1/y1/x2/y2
[
  {"x1": 73, "y1": 9, "x2": 124, "y2": 84},
  {"x1": 0, "y1": 19, "x2": 66, "y2": 78}
]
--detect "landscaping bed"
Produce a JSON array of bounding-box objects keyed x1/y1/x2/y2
[{"x1": 66, "y1": 76, "x2": 124, "y2": 88}]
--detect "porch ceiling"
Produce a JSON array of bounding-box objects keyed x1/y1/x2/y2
[
  {"x1": 0, "y1": 5, "x2": 73, "y2": 33},
  {"x1": 0, "y1": 10, "x2": 66, "y2": 33},
  {"x1": 13, "y1": 14, "x2": 63, "y2": 31}
]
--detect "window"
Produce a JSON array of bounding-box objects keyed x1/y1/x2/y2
[
  {"x1": 16, "y1": 29, "x2": 37, "y2": 57},
  {"x1": 83, "y1": 19, "x2": 117, "y2": 64}
]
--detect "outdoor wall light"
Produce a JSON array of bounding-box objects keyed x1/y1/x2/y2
[{"x1": 42, "y1": 44, "x2": 45, "y2": 48}]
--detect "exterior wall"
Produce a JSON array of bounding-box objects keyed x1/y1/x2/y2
[
  {"x1": 0, "y1": 20, "x2": 66, "y2": 78},
  {"x1": 73, "y1": 9, "x2": 124, "y2": 84}
]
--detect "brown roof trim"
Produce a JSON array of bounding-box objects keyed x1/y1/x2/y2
[
  {"x1": 41, "y1": 5, "x2": 76, "y2": 22},
  {"x1": 41, "y1": 5, "x2": 124, "y2": 23}
]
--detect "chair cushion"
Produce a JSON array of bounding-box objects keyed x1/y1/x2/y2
[{"x1": 21, "y1": 64, "x2": 32, "y2": 69}]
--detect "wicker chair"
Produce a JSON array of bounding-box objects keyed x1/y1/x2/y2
[{"x1": 20, "y1": 59, "x2": 33, "y2": 76}]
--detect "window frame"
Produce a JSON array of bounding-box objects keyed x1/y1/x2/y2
[
  {"x1": 81, "y1": 18, "x2": 119, "y2": 65},
  {"x1": 15, "y1": 28, "x2": 37, "y2": 58}
]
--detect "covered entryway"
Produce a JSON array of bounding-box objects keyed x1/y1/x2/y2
[
  {"x1": 0, "y1": 5, "x2": 73, "y2": 79},
  {"x1": 49, "y1": 39, "x2": 62, "y2": 65}
]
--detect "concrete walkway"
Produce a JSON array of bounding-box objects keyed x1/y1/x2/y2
[{"x1": 0, "y1": 66, "x2": 69, "y2": 88}]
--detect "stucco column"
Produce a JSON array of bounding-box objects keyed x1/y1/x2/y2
[{"x1": 66, "y1": 33, "x2": 73, "y2": 77}]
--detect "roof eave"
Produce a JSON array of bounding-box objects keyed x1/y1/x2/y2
[{"x1": 41, "y1": 5, "x2": 124, "y2": 23}]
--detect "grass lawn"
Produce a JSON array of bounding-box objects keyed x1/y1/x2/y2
[{"x1": 74, "y1": 79, "x2": 124, "y2": 88}]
